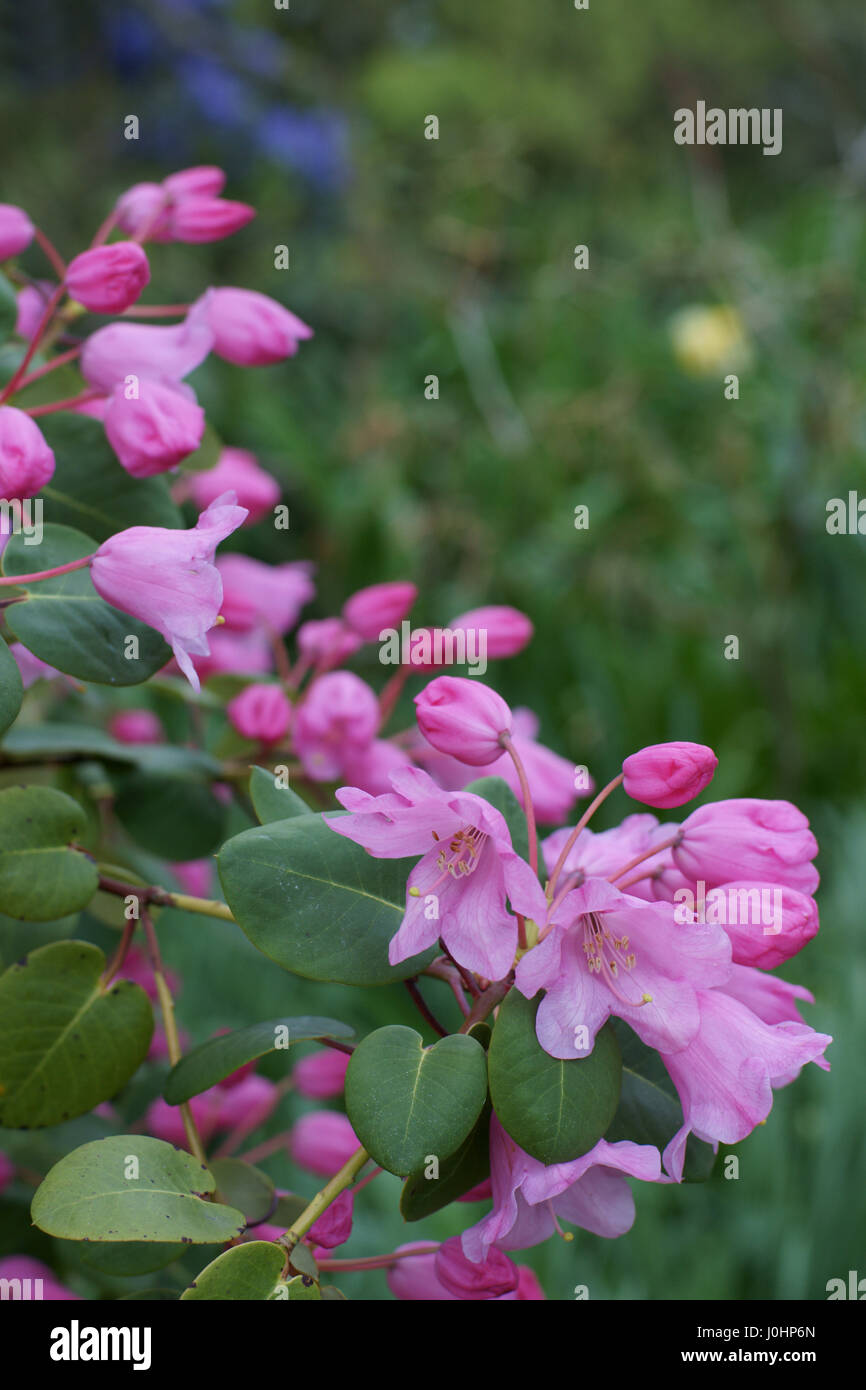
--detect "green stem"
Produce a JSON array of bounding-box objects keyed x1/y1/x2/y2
[
  {"x1": 279, "y1": 1146, "x2": 370, "y2": 1253},
  {"x1": 96, "y1": 870, "x2": 236, "y2": 923}
]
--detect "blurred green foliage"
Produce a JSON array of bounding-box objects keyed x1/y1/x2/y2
[{"x1": 0, "y1": 0, "x2": 863, "y2": 1300}]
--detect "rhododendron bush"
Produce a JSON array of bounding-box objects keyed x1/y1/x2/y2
[{"x1": 0, "y1": 171, "x2": 831, "y2": 1304}]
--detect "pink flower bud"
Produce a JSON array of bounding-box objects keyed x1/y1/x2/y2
[
  {"x1": 308, "y1": 1190, "x2": 353, "y2": 1250},
  {"x1": 449, "y1": 605, "x2": 533, "y2": 659},
  {"x1": 622, "y1": 741, "x2": 718, "y2": 809},
  {"x1": 343, "y1": 581, "x2": 418, "y2": 641},
  {"x1": 172, "y1": 859, "x2": 213, "y2": 898},
  {"x1": 188, "y1": 447, "x2": 280, "y2": 525},
  {"x1": 293, "y1": 1049, "x2": 351, "y2": 1099},
  {"x1": 217, "y1": 553, "x2": 315, "y2": 636},
  {"x1": 104, "y1": 379, "x2": 205, "y2": 478},
  {"x1": 386, "y1": 1245, "x2": 459, "y2": 1301},
  {"x1": 214, "y1": 1073, "x2": 277, "y2": 1134},
  {"x1": 15, "y1": 281, "x2": 53, "y2": 340},
  {"x1": 0, "y1": 406, "x2": 55, "y2": 498},
  {"x1": 0, "y1": 1151, "x2": 15, "y2": 1195},
  {"x1": 65, "y1": 241, "x2": 150, "y2": 314},
  {"x1": 434, "y1": 1237, "x2": 520, "y2": 1300},
  {"x1": 163, "y1": 166, "x2": 227, "y2": 199},
  {"x1": 168, "y1": 197, "x2": 256, "y2": 244},
  {"x1": 673, "y1": 798, "x2": 819, "y2": 894},
  {"x1": 227, "y1": 682, "x2": 292, "y2": 745},
  {"x1": 203, "y1": 287, "x2": 312, "y2": 365},
  {"x1": 705, "y1": 881, "x2": 819, "y2": 968},
  {"x1": 293, "y1": 671, "x2": 380, "y2": 781},
  {"x1": 415, "y1": 675, "x2": 512, "y2": 766},
  {"x1": 515, "y1": 1266, "x2": 546, "y2": 1300},
  {"x1": 0, "y1": 204, "x2": 35, "y2": 260},
  {"x1": 115, "y1": 182, "x2": 172, "y2": 240},
  {"x1": 289, "y1": 1111, "x2": 360, "y2": 1176},
  {"x1": 146, "y1": 1093, "x2": 221, "y2": 1146},
  {"x1": 107, "y1": 709, "x2": 163, "y2": 744},
  {"x1": 296, "y1": 618, "x2": 363, "y2": 668}
]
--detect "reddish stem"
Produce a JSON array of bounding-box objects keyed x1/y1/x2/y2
[
  {"x1": 0, "y1": 555, "x2": 92, "y2": 587},
  {"x1": 0, "y1": 284, "x2": 65, "y2": 403},
  {"x1": 24, "y1": 390, "x2": 101, "y2": 418},
  {"x1": 34, "y1": 227, "x2": 67, "y2": 279},
  {"x1": 15, "y1": 344, "x2": 83, "y2": 389}
]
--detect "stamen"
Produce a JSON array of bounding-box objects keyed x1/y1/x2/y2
[
  {"x1": 581, "y1": 912, "x2": 650, "y2": 1008},
  {"x1": 547, "y1": 1201, "x2": 574, "y2": 1242},
  {"x1": 418, "y1": 825, "x2": 488, "y2": 895}
]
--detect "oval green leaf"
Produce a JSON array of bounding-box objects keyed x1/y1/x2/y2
[
  {"x1": 164, "y1": 1016, "x2": 355, "y2": 1104},
  {"x1": 0, "y1": 634, "x2": 23, "y2": 735},
  {"x1": 249, "y1": 765, "x2": 311, "y2": 823},
  {"x1": 181, "y1": 1241, "x2": 286, "y2": 1300},
  {"x1": 0, "y1": 786, "x2": 99, "y2": 920}
]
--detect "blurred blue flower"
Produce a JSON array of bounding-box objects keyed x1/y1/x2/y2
[
  {"x1": 257, "y1": 107, "x2": 351, "y2": 191},
  {"x1": 176, "y1": 54, "x2": 251, "y2": 130}
]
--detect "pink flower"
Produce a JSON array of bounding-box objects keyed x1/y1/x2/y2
[
  {"x1": 227, "y1": 682, "x2": 292, "y2": 745},
  {"x1": 104, "y1": 380, "x2": 205, "y2": 478},
  {"x1": 448, "y1": 605, "x2": 533, "y2": 660},
  {"x1": 339, "y1": 738, "x2": 416, "y2": 796},
  {"x1": 542, "y1": 813, "x2": 670, "y2": 888},
  {"x1": 163, "y1": 166, "x2": 226, "y2": 199},
  {"x1": 698, "y1": 880, "x2": 819, "y2": 968},
  {"x1": 80, "y1": 295, "x2": 214, "y2": 393},
  {"x1": 434, "y1": 1237, "x2": 520, "y2": 1300},
  {"x1": 217, "y1": 553, "x2": 315, "y2": 635},
  {"x1": 415, "y1": 676, "x2": 512, "y2": 767},
  {"x1": 296, "y1": 618, "x2": 363, "y2": 670},
  {"x1": 293, "y1": 1049, "x2": 351, "y2": 1099},
  {"x1": 214, "y1": 1073, "x2": 278, "y2": 1135},
  {"x1": 515, "y1": 877, "x2": 732, "y2": 1058},
  {"x1": 186, "y1": 627, "x2": 273, "y2": 681},
  {"x1": 673, "y1": 799, "x2": 819, "y2": 894},
  {"x1": 172, "y1": 859, "x2": 213, "y2": 898},
  {"x1": 90, "y1": 491, "x2": 248, "y2": 691},
  {"x1": 168, "y1": 198, "x2": 256, "y2": 244},
  {"x1": 0, "y1": 1256, "x2": 77, "y2": 1301},
  {"x1": 0, "y1": 1151, "x2": 14, "y2": 1194},
  {"x1": 0, "y1": 205, "x2": 34, "y2": 259},
  {"x1": 65, "y1": 241, "x2": 150, "y2": 314},
  {"x1": 308, "y1": 1190, "x2": 354, "y2": 1250},
  {"x1": 107, "y1": 709, "x2": 163, "y2": 744},
  {"x1": 623, "y1": 741, "x2": 718, "y2": 809},
  {"x1": 9, "y1": 643, "x2": 62, "y2": 688},
  {"x1": 188, "y1": 448, "x2": 280, "y2": 525},
  {"x1": 289, "y1": 1111, "x2": 360, "y2": 1176},
  {"x1": 115, "y1": 182, "x2": 174, "y2": 240},
  {"x1": 146, "y1": 1093, "x2": 222, "y2": 1146},
  {"x1": 328, "y1": 766, "x2": 547, "y2": 980},
  {"x1": 461, "y1": 1116, "x2": 662, "y2": 1262},
  {"x1": 720, "y1": 963, "x2": 817, "y2": 1027},
  {"x1": 386, "y1": 1244, "x2": 460, "y2": 1301},
  {"x1": 660, "y1": 989, "x2": 831, "y2": 1180},
  {"x1": 343, "y1": 581, "x2": 418, "y2": 641},
  {"x1": 202, "y1": 288, "x2": 313, "y2": 365},
  {"x1": 0, "y1": 406, "x2": 55, "y2": 498},
  {"x1": 15, "y1": 281, "x2": 53, "y2": 340},
  {"x1": 293, "y1": 672, "x2": 380, "y2": 781}
]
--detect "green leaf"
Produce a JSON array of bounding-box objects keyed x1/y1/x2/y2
[
  {"x1": 249, "y1": 765, "x2": 311, "y2": 823},
  {"x1": 280, "y1": 1275, "x2": 322, "y2": 1301},
  {"x1": 79, "y1": 1242, "x2": 186, "y2": 1277},
  {"x1": 113, "y1": 769, "x2": 226, "y2": 859},
  {"x1": 218, "y1": 813, "x2": 433, "y2": 986},
  {"x1": 0, "y1": 910, "x2": 79, "y2": 970},
  {"x1": 488, "y1": 990, "x2": 622, "y2": 1165},
  {"x1": 287, "y1": 1242, "x2": 318, "y2": 1279},
  {"x1": 181, "y1": 1241, "x2": 286, "y2": 1300},
  {"x1": 0, "y1": 723, "x2": 220, "y2": 777},
  {"x1": 164, "y1": 1016, "x2": 355, "y2": 1104},
  {"x1": 0, "y1": 271, "x2": 17, "y2": 344},
  {"x1": 605, "y1": 1020, "x2": 716, "y2": 1182},
  {"x1": 38, "y1": 413, "x2": 182, "y2": 542},
  {"x1": 0, "y1": 940, "x2": 153, "y2": 1127},
  {"x1": 272, "y1": 1193, "x2": 307, "y2": 1227},
  {"x1": 0, "y1": 634, "x2": 23, "y2": 735},
  {"x1": 400, "y1": 1102, "x2": 491, "y2": 1221},
  {"x1": 210, "y1": 1159, "x2": 276, "y2": 1225},
  {"x1": 0, "y1": 786, "x2": 99, "y2": 920},
  {"x1": 3, "y1": 524, "x2": 170, "y2": 685},
  {"x1": 464, "y1": 775, "x2": 529, "y2": 861},
  {"x1": 31, "y1": 1136, "x2": 246, "y2": 1243},
  {"x1": 345, "y1": 1025, "x2": 488, "y2": 1176}
]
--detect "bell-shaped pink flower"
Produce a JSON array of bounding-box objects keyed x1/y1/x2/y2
[
  {"x1": 202, "y1": 288, "x2": 313, "y2": 365},
  {"x1": 448, "y1": 605, "x2": 533, "y2": 659},
  {"x1": 434, "y1": 1237, "x2": 519, "y2": 1300},
  {"x1": 188, "y1": 447, "x2": 280, "y2": 525},
  {"x1": 0, "y1": 406, "x2": 55, "y2": 498},
  {"x1": 90, "y1": 491, "x2": 248, "y2": 691},
  {"x1": 217, "y1": 553, "x2": 314, "y2": 636},
  {"x1": 293, "y1": 1049, "x2": 351, "y2": 1099},
  {"x1": 673, "y1": 799, "x2": 819, "y2": 894},
  {"x1": 415, "y1": 676, "x2": 512, "y2": 767},
  {"x1": 623, "y1": 741, "x2": 718, "y2": 809},
  {"x1": 343, "y1": 581, "x2": 417, "y2": 641},
  {"x1": 293, "y1": 671, "x2": 379, "y2": 781},
  {"x1": 65, "y1": 241, "x2": 150, "y2": 314},
  {"x1": 227, "y1": 682, "x2": 292, "y2": 745},
  {"x1": 81, "y1": 294, "x2": 214, "y2": 393},
  {"x1": 104, "y1": 379, "x2": 205, "y2": 477},
  {"x1": 107, "y1": 709, "x2": 163, "y2": 744},
  {"x1": 0, "y1": 204, "x2": 35, "y2": 260},
  {"x1": 289, "y1": 1111, "x2": 360, "y2": 1176},
  {"x1": 168, "y1": 197, "x2": 256, "y2": 244}
]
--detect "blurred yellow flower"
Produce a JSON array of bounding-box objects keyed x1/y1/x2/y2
[{"x1": 669, "y1": 305, "x2": 751, "y2": 376}]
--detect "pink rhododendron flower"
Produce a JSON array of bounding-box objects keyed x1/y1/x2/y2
[
  {"x1": 693, "y1": 880, "x2": 819, "y2": 969},
  {"x1": 718, "y1": 963, "x2": 818, "y2": 1028},
  {"x1": 213, "y1": 1073, "x2": 278, "y2": 1135},
  {"x1": 0, "y1": 405, "x2": 55, "y2": 498},
  {"x1": 434, "y1": 1237, "x2": 520, "y2": 1300},
  {"x1": 328, "y1": 767, "x2": 547, "y2": 980},
  {"x1": 107, "y1": 708, "x2": 163, "y2": 744},
  {"x1": 293, "y1": 671, "x2": 380, "y2": 781},
  {"x1": 0, "y1": 1256, "x2": 77, "y2": 1301},
  {"x1": 0, "y1": 204, "x2": 34, "y2": 259},
  {"x1": 296, "y1": 617, "x2": 363, "y2": 670},
  {"x1": 461, "y1": 1116, "x2": 662, "y2": 1262},
  {"x1": 448, "y1": 605, "x2": 533, "y2": 659},
  {"x1": 515, "y1": 877, "x2": 732, "y2": 1058},
  {"x1": 293, "y1": 1049, "x2": 351, "y2": 1099},
  {"x1": 673, "y1": 799, "x2": 819, "y2": 894},
  {"x1": 308, "y1": 1190, "x2": 354, "y2": 1250},
  {"x1": 202, "y1": 288, "x2": 313, "y2": 365},
  {"x1": 343, "y1": 581, "x2": 418, "y2": 641},
  {"x1": 623, "y1": 741, "x2": 718, "y2": 809},
  {"x1": 186, "y1": 627, "x2": 273, "y2": 681},
  {"x1": 188, "y1": 447, "x2": 280, "y2": 525},
  {"x1": 415, "y1": 676, "x2": 512, "y2": 767},
  {"x1": 65, "y1": 241, "x2": 150, "y2": 314},
  {"x1": 660, "y1": 989, "x2": 832, "y2": 1180},
  {"x1": 104, "y1": 379, "x2": 205, "y2": 477},
  {"x1": 217, "y1": 553, "x2": 315, "y2": 635},
  {"x1": 339, "y1": 738, "x2": 415, "y2": 796},
  {"x1": 163, "y1": 166, "x2": 226, "y2": 199},
  {"x1": 385, "y1": 1244, "x2": 539, "y2": 1301},
  {"x1": 14, "y1": 280, "x2": 53, "y2": 340},
  {"x1": 146, "y1": 1093, "x2": 223, "y2": 1146},
  {"x1": 169, "y1": 197, "x2": 256, "y2": 244},
  {"x1": 227, "y1": 682, "x2": 292, "y2": 745},
  {"x1": 289, "y1": 1111, "x2": 360, "y2": 1176},
  {"x1": 9, "y1": 642, "x2": 63, "y2": 688},
  {"x1": 90, "y1": 491, "x2": 248, "y2": 691},
  {"x1": 80, "y1": 295, "x2": 214, "y2": 393}
]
